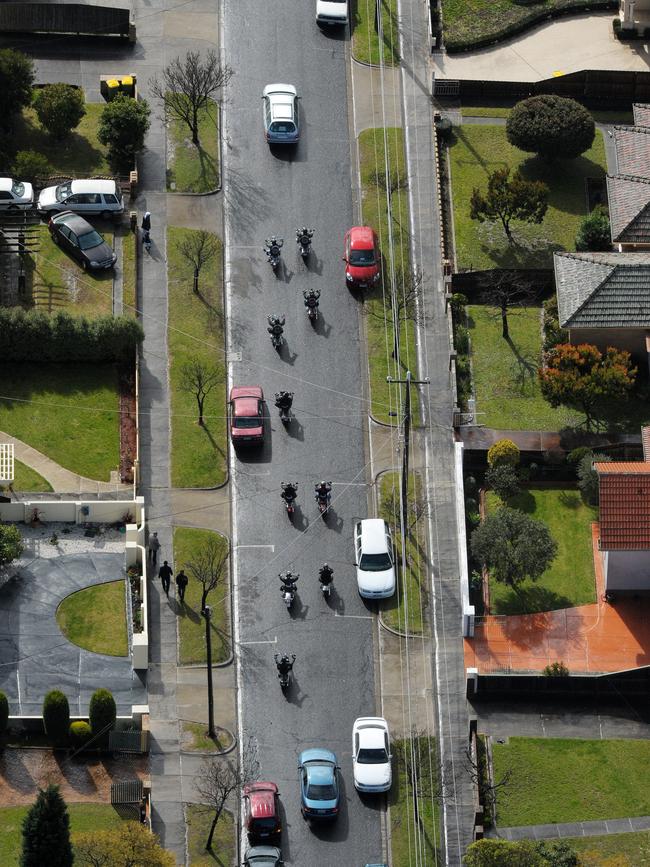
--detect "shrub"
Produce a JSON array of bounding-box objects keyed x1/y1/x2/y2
[
  {"x1": 434, "y1": 115, "x2": 453, "y2": 141},
  {"x1": 575, "y1": 206, "x2": 611, "y2": 252},
  {"x1": 568, "y1": 445, "x2": 593, "y2": 465},
  {"x1": 33, "y1": 83, "x2": 85, "y2": 140},
  {"x1": 42, "y1": 690, "x2": 70, "y2": 745},
  {"x1": 464, "y1": 475, "x2": 478, "y2": 494},
  {"x1": 578, "y1": 451, "x2": 610, "y2": 505},
  {"x1": 485, "y1": 464, "x2": 520, "y2": 502},
  {"x1": 0, "y1": 690, "x2": 8, "y2": 735},
  {"x1": 98, "y1": 93, "x2": 151, "y2": 172},
  {"x1": 89, "y1": 688, "x2": 116, "y2": 743},
  {"x1": 12, "y1": 151, "x2": 52, "y2": 188},
  {"x1": 487, "y1": 439, "x2": 520, "y2": 468},
  {"x1": 542, "y1": 296, "x2": 567, "y2": 351},
  {"x1": 0, "y1": 523, "x2": 23, "y2": 567},
  {"x1": 543, "y1": 661, "x2": 569, "y2": 677},
  {"x1": 506, "y1": 95, "x2": 595, "y2": 161},
  {"x1": 0, "y1": 49, "x2": 34, "y2": 133},
  {"x1": 68, "y1": 721, "x2": 92, "y2": 748},
  {"x1": 454, "y1": 324, "x2": 469, "y2": 354}
]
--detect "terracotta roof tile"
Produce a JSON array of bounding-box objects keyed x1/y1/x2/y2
[
  {"x1": 597, "y1": 465, "x2": 650, "y2": 549},
  {"x1": 595, "y1": 462, "x2": 650, "y2": 473}
]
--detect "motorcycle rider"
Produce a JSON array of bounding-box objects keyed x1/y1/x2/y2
[
  {"x1": 296, "y1": 227, "x2": 314, "y2": 248},
  {"x1": 274, "y1": 391, "x2": 294, "y2": 412},
  {"x1": 264, "y1": 236, "x2": 283, "y2": 258},
  {"x1": 303, "y1": 288, "x2": 320, "y2": 310},
  {"x1": 279, "y1": 570, "x2": 299, "y2": 590},
  {"x1": 319, "y1": 563, "x2": 334, "y2": 587},
  {"x1": 314, "y1": 480, "x2": 332, "y2": 502},
  {"x1": 281, "y1": 482, "x2": 298, "y2": 504},
  {"x1": 267, "y1": 314, "x2": 285, "y2": 337},
  {"x1": 275, "y1": 652, "x2": 296, "y2": 678}
]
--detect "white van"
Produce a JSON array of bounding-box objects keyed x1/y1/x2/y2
[
  {"x1": 316, "y1": 0, "x2": 348, "y2": 26},
  {"x1": 37, "y1": 179, "x2": 124, "y2": 219}
]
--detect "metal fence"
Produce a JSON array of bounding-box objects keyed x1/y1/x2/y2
[{"x1": 0, "y1": 3, "x2": 132, "y2": 38}]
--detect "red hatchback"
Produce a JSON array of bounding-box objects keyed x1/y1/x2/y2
[
  {"x1": 343, "y1": 226, "x2": 381, "y2": 288},
  {"x1": 229, "y1": 386, "x2": 264, "y2": 445},
  {"x1": 243, "y1": 781, "x2": 282, "y2": 841}
]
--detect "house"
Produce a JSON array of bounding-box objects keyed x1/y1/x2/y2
[
  {"x1": 612, "y1": 125, "x2": 650, "y2": 180},
  {"x1": 553, "y1": 250, "x2": 650, "y2": 363},
  {"x1": 619, "y1": 0, "x2": 650, "y2": 32},
  {"x1": 606, "y1": 174, "x2": 650, "y2": 251}
]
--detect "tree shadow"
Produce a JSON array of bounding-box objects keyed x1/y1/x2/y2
[
  {"x1": 504, "y1": 334, "x2": 539, "y2": 395},
  {"x1": 493, "y1": 583, "x2": 574, "y2": 616}
]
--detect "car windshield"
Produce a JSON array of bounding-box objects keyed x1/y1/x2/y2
[
  {"x1": 306, "y1": 783, "x2": 336, "y2": 800},
  {"x1": 234, "y1": 417, "x2": 260, "y2": 429},
  {"x1": 251, "y1": 817, "x2": 277, "y2": 830},
  {"x1": 78, "y1": 230, "x2": 104, "y2": 251},
  {"x1": 11, "y1": 181, "x2": 25, "y2": 197},
  {"x1": 349, "y1": 249, "x2": 375, "y2": 266},
  {"x1": 357, "y1": 747, "x2": 388, "y2": 764},
  {"x1": 270, "y1": 122, "x2": 296, "y2": 133},
  {"x1": 359, "y1": 552, "x2": 392, "y2": 571},
  {"x1": 56, "y1": 182, "x2": 72, "y2": 202}
]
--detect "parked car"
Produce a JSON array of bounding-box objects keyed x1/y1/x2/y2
[
  {"x1": 353, "y1": 518, "x2": 396, "y2": 599},
  {"x1": 38, "y1": 179, "x2": 124, "y2": 218},
  {"x1": 352, "y1": 717, "x2": 392, "y2": 793},
  {"x1": 297, "y1": 748, "x2": 340, "y2": 820},
  {"x1": 343, "y1": 226, "x2": 380, "y2": 288},
  {"x1": 48, "y1": 211, "x2": 117, "y2": 270},
  {"x1": 229, "y1": 386, "x2": 264, "y2": 445},
  {"x1": 262, "y1": 84, "x2": 300, "y2": 144},
  {"x1": 244, "y1": 847, "x2": 283, "y2": 867},
  {"x1": 0, "y1": 177, "x2": 34, "y2": 210},
  {"x1": 316, "y1": 0, "x2": 348, "y2": 25},
  {"x1": 243, "y1": 781, "x2": 282, "y2": 841}
]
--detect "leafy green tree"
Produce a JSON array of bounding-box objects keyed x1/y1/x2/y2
[
  {"x1": 0, "y1": 690, "x2": 8, "y2": 736},
  {"x1": 20, "y1": 785, "x2": 73, "y2": 867},
  {"x1": 577, "y1": 451, "x2": 610, "y2": 505},
  {"x1": 0, "y1": 523, "x2": 23, "y2": 567},
  {"x1": 42, "y1": 690, "x2": 70, "y2": 746},
  {"x1": 487, "y1": 439, "x2": 520, "y2": 468},
  {"x1": 539, "y1": 343, "x2": 636, "y2": 430},
  {"x1": 89, "y1": 688, "x2": 116, "y2": 744},
  {"x1": 465, "y1": 838, "x2": 546, "y2": 866},
  {"x1": 73, "y1": 822, "x2": 175, "y2": 867},
  {"x1": 13, "y1": 151, "x2": 51, "y2": 187},
  {"x1": 470, "y1": 167, "x2": 548, "y2": 242},
  {"x1": 33, "y1": 84, "x2": 85, "y2": 140},
  {"x1": 576, "y1": 205, "x2": 611, "y2": 251},
  {"x1": 98, "y1": 93, "x2": 151, "y2": 171},
  {"x1": 0, "y1": 49, "x2": 34, "y2": 132},
  {"x1": 485, "y1": 464, "x2": 520, "y2": 502},
  {"x1": 471, "y1": 507, "x2": 557, "y2": 590},
  {"x1": 506, "y1": 95, "x2": 595, "y2": 161}
]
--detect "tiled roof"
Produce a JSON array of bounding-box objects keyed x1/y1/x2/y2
[
  {"x1": 643, "y1": 427, "x2": 650, "y2": 461},
  {"x1": 614, "y1": 126, "x2": 650, "y2": 179},
  {"x1": 596, "y1": 463, "x2": 650, "y2": 549},
  {"x1": 633, "y1": 104, "x2": 650, "y2": 128},
  {"x1": 607, "y1": 174, "x2": 650, "y2": 243},
  {"x1": 553, "y1": 251, "x2": 650, "y2": 328}
]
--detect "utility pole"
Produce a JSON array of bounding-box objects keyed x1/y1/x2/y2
[
  {"x1": 387, "y1": 370, "x2": 430, "y2": 531},
  {"x1": 203, "y1": 604, "x2": 215, "y2": 738}
]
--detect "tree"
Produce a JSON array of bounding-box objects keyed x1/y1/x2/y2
[
  {"x1": 577, "y1": 451, "x2": 610, "y2": 505},
  {"x1": 88, "y1": 688, "x2": 116, "y2": 744},
  {"x1": 149, "y1": 50, "x2": 233, "y2": 146},
  {"x1": 575, "y1": 205, "x2": 611, "y2": 252},
  {"x1": 366, "y1": 266, "x2": 423, "y2": 358},
  {"x1": 470, "y1": 167, "x2": 548, "y2": 242},
  {"x1": 186, "y1": 534, "x2": 228, "y2": 613},
  {"x1": 506, "y1": 95, "x2": 595, "y2": 161},
  {"x1": 42, "y1": 690, "x2": 70, "y2": 746},
  {"x1": 180, "y1": 359, "x2": 220, "y2": 426},
  {"x1": 98, "y1": 93, "x2": 151, "y2": 171},
  {"x1": 485, "y1": 464, "x2": 520, "y2": 502},
  {"x1": 0, "y1": 49, "x2": 34, "y2": 133},
  {"x1": 33, "y1": 84, "x2": 85, "y2": 140},
  {"x1": 535, "y1": 840, "x2": 579, "y2": 866},
  {"x1": 0, "y1": 523, "x2": 23, "y2": 567},
  {"x1": 73, "y1": 822, "x2": 175, "y2": 867},
  {"x1": 13, "y1": 151, "x2": 52, "y2": 187},
  {"x1": 471, "y1": 507, "x2": 557, "y2": 590},
  {"x1": 487, "y1": 438, "x2": 520, "y2": 468},
  {"x1": 539, "y1": 343, "x2": 636, "y2": 430},
  {"x1": 20, "y1": 784, "x2": 73, "y2": 867},
  {"x1": 478, "y1": 270, "x2": 537, "y2": 340},
  {"x1": 465, "y1": 839, "x2": 546, "y2": 867},
  {"x1": 176, "y1": 230, "x2": 218, "y2": 293}
]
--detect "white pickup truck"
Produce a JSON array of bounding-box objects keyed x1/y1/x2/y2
[{"x1": 316, "y1": 0, "x2": 348, "y2": 26}]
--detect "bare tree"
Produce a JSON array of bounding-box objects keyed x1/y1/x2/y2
[
  {"x1": 479, "y1": 270, "x2": 537, "y2": 340},
  {"x1": 394, "y1": 731, "x2": 448, "y2": 832},
  {"x1": 464, "y1": 744, "x2": 511, "y2": 823},
  {"x1": 176, "y1": 231, "x2": 218, "y2": 294},
  {"x1": 149, "y1": 50, "x2": 233, "y2": 146},
  {"x1": 186, "y1": 533, "x2": 228, "y2": 613},
  {"x1": 366, "y1": 266, "x2": 423, "y2": 358},
  {"x1": 180, "y1": 359, "x2": 220, "y2": 426}
]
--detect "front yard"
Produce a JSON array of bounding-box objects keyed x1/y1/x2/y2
[
  {"x1": 485, "y1": 487, "x2": 597, "y2": 615},
  {"x1": 448, "y1": 124, "x2": 607, "y2": 270}
]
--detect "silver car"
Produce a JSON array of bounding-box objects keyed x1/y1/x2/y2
[{"x1": 262, "y1": 84, "x2": 300, "y2": 144}]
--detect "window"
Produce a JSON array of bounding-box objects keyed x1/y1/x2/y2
[
  {"x1": 349, "y1": 249, "x2": 375, "y2": 266},
  {"x1": 359, "y1": 552, "x2": 392, "y2": 571},
  {"x1": 270, "y1": 121, "x2": 296, "y2": 134},
  {"x1": 56, "y1": 183, "x2": 72, "y2": 202},
  {"x1": 0, "y1": 191, "x2": 10, "y2": 201},
  {"x1": 356, "y1": 747, "x2": 388, "y2": 764},
  {"x1": 103, "y1": 194, "x2": 118, "y2": 204},
  {"x1": 78, "y1": 230, "x2": 104, "y2": 250},
  {"x1": 11, "y1": 181, "x2": 25, "y2": 197},
  {"x1": 75, "y1": 194, "x2": 101, "y2": 204}
]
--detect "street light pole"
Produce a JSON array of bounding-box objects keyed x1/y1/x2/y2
[{"x1": 203, "y1": 604, "x2": 215, "y2": 738}]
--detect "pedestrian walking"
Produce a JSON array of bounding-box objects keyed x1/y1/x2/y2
[
  {"x1": 148, "y1": 531, "x2": 161, "y2": 567},
  {"x1": 158, "y1": 560, "x2": 173, "y2": 596},
  {"x1": 176, "y1": 569, "x2": 189, "y2": 603}
]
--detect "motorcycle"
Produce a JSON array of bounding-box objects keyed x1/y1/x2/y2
[
  {"x1": 320, "y1": 576, "x2": 332, "y2": 598},
  {"x1": 281, "y1": 482, "x2": 298, "y2": 519},
  {"x1": 303, "y1": 289, "x2": 320, "y2": 325},
  {"x1": 274, "y1": 392, "x2": 294, "y2": 425},
  {"x1": 279, "y1": 573, "x2": 299, "y2": 609},
  {"x1": 275, "y1": 653, "x2": 296, "y2": 690},
  {"x1": 264, "y1": 236, "x2": 283, "y2": 272},
  {"x1": 296, "y1": 227, "x2": 314, "y2": 260},
  {"x1": 315, "y1": 483, "x2": 332, "y2": 518},
  {"x1": 268, "y1": 315, "x2": 285, "y2": 350}
]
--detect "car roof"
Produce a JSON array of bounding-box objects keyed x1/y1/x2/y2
[
  {"x1": 264, "y1": 83, "x2": 297, "y2": 97},
  {"x1": 358, "y1": 518, "x2": 389, "y2": 554},
  {"x1": 230, "y1": 386, "x2": 263, "y2": 400},
  {"x1": 300, "y1": 747, "x2": 336, "y2": 766},
  {"x1": 249, "y1": 790, "x2": 277, "y2": 818},
  {"x1": 66, "y1": 179, "x2": 118, "y2": 194},
  {"x1": 52, "y1": 211, "x2": 94, "y2": 233},
  {"x1": 349, "y1": 226, "x2": 375, "y2": 248},
  {"x1": 356, "y1": 723, "x2": 387, "y2": 748},
  {"x1": 245, "y1": 781, "x2": 278, "y2": 794}
]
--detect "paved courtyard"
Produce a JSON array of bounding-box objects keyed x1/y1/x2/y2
[{"x1": 0, "y1": 525, "x2": 146, "y2": 715}]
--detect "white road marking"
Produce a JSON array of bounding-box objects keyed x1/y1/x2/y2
[
  {"x1": 239, "y1": 637, "x2": 278, "y2": 646},
  {"x1": 334, "y1": 612, "x2": 373, "y2": 620},
  {"x1": 236, "y1": 544, "x2": 275, "y2": 550}
]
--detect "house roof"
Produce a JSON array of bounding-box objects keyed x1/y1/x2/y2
[
  {"x1": 553, "y1": 251, "x2": 650, "y2": 328},
  {"x1": 606, "y1": 174, "x2": 650, "y2": 243},
  {"x1": 613, "y1": 126, "x2": 650, "y2": 179},
  {"x1": 595, "y1": 462, "x2": 650, "y2": 549},
  {"x1": 633, "y1": 103, "x2": 650, "y2": 128}
]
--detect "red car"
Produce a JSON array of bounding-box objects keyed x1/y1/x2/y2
[
  {"x1": 243, "y1": 781, "x2": 282, "y2": 841},
  {"x1": 343, "y1": 226, "x2": 381, "y2": 288},
  {"x1": 229, "y1": 386, "x2": 264, "y2": 445}
]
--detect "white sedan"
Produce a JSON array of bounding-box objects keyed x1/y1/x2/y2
[
  {"x1": 0, "y1": 177, "x2": 33, "y2": 210},
  {"x1": 352, "y1": 717, "x2": 392, "y2": 793}
]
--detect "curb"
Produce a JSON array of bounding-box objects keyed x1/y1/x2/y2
[
  {"x1": 173, "y1": 472, "x2": 230, "y2": 493},
  {"x1": 179, "y1": 725, "x2": 236, "y2": 756}
]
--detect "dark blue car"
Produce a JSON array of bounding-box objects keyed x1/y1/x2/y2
[{"x1": 297, "y1": 748, "x2": 340, "y2": 821}]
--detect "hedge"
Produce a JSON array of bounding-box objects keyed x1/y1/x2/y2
[
  {"x1": 89, "y1": 688, "x2": 116, "y2": 745},
  {"x1": 43, "y1": 689, "x2": 70, "y2": 745},
  {"x1": 0, "y1": 308, "x2": 143, "y2": 361}
]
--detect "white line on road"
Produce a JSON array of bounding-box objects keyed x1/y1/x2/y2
[
  {"x1": 236, "y1": 544, "x2": 275, "y2": 550},
  {"x1": 238, "y1": 637, "x2": 278, "y2": 645},
  {"x1": 334, "y1": 612, "x2": 373, "y2": 620}
]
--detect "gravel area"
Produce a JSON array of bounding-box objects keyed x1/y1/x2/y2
[{"x1": 15, "y1": 523, "x2": 126, "y2": 566}]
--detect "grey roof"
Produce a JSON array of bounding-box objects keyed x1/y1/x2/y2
[
  {"x1": 554, "y1": 251, "x2": 650, "y2": 328},
  {"x1": 613, "y1": 126, "x2": 650, "y2": 179},
  {"x1": 607, "y1": 174, "x2": 650, "y2": 243},
  {"x1": 633, "y1": 104, "x2": 650, "y2": 128}
]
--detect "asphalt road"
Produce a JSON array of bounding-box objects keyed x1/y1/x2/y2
[{"x1": 222, "y1": 2, "x2": 385, "y2": 865}]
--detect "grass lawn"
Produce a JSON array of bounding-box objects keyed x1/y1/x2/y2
[
  {"x1": 181, "y1": 721, "x2": 233, "y2": 753},
  {"x1": 359, "y1": 128, "x2": 418, "y2": 423},
  {"x1": 1, "y1": 460, "x2": 52, "y2": 493},
  {"x1": 121, "y1": 227, "x2": 137, "y2": 317},
  {"x1": 570, "y1": 831, "x2": 650, "y2": 865},
  {"x1": 461, "y1": 105, "x2": 635, "y2": 125},
  {"x1": 14, "y1": 103, "x2": 110, "y2": 176},
  {"x1": 0, "y1": 363, "x2": 120, "y2": 481},
  {"x1": 168, "y1": 227, "x2": 226, "y2": 488},
  {"x1": 352, "y1": 0, "x2": 400, "y2": 65},
  {"x1": 448, "y1": 124, "x2": 607, "y2": 270},
  {"x1": 186, "y1": 804, "x2": 235, "y2": 867},
  {"x1": 485, "y1": 487, "x2": 597, "y2": 614},
  {"x1": 30, "y1": 226, "x2": 113, "y2": 318},
  {"x1": 167, "y1": 100, "x2": 219, "y2": 193},
  {"x1": 173, "y1": 527, "x2": 230, "y2": 665},
  {"x1": 493, "y1": 737, "x2": 650, "y2": 826},
  {"x1": 390, "y1": 737, "x2": 442, "y2": 866},
  {"x1": 0, "y1": 803, "x2": 122, "y2": 867},
  {"x1": 380, "y1": 472, "x2": 429, "y2": 635},
  {"x1": 56, "y1": 580, "x2": 128, "y2": 656}
]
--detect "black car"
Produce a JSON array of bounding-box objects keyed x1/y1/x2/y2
[{"x1": 48, "y1": 211, "x2": 117, "y2": 270}]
